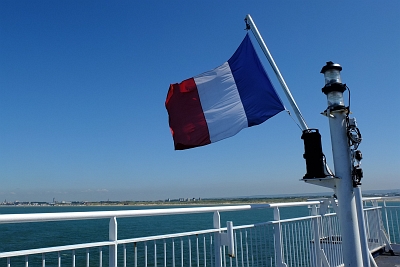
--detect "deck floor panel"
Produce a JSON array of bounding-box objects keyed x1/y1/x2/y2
[{"x1": 375, "y1": 244, "x2": 400, "y2": 267}]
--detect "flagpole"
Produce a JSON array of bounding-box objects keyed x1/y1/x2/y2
[{"x1": 245, "y1": 14, "x2": 308, "y2": 131}]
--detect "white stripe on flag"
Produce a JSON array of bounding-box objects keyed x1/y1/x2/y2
[{"x1": 194, "y1": 62, "x2": 248, "y2": 143}]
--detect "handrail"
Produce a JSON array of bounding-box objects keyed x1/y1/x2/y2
[
  {"x1": 0, "y1": 241, "x2": 113, "y2": 258},
  {"x1": 362, "y1": 196, "x2": 400, "y2": 201},
  {"x1": 0, "y1": 201, "x2": 321, "y2": 224},
  {"x1": 117, "y1": 228, "x2": 220, "y2": 244},
  {"x1": 363, "y1": 207, "x2": 382, "y2": 212}
]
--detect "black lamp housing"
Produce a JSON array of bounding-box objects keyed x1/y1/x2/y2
[{"x1": 321, "y1": 61, "x2": 346, "y2": 109}]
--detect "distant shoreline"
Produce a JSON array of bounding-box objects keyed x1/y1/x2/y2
[
  {"x1": 0, "y1": 199, "x2": 306, "y2": 207},
  {"x1": 0, "y1": 196, "x2": 319, "y2": 207},
  {"x1": 2, "y1": 194, "x2": 399, "y2": 207}
]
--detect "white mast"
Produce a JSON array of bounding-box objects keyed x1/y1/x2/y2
[{"x1": 245, "y1": 15, "x2": 368, "y2": 266}]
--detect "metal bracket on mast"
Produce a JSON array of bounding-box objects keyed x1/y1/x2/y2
[{"x1": 302, "y1": 177, "x2": 338, "y2": 189}]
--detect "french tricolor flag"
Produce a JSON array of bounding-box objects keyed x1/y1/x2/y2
[{"x1": 166, "y1": 34, "x2": 285, "y2": 150}]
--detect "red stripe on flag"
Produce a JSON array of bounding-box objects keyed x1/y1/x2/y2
[{"x1": 165, "y1": 78, "x2": 211, "y2": 150}]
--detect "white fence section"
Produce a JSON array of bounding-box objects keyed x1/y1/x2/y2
[
  {"x1": 0, "y1": 198, "x2": 399, "y2": 267},
  {"x1": 381, "y1": 201, "x2": 400, "y2": 245}
]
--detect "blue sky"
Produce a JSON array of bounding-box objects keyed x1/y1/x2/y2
[{"x1": 1, "y1": 1, "x2": 399, "y2": 202}]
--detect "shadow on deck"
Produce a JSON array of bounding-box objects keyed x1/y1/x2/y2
[{"x1": 374, "y1": 244, "x2": 400, "y2": 267}]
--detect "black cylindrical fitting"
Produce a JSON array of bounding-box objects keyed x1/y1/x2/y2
[{"x1": 301, "y1": 129, "x2": 326, "y2": 179}]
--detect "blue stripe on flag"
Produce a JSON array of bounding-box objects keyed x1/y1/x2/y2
[{"x1": 227, "y1": 34, "x2": 285, "y2": 127}]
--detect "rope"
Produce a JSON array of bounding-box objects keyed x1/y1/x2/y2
[{"x1": 286, "y1": 109, "x2": 303, "y2": 131}]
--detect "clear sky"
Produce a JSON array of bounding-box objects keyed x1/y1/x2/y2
[{"x1": 1, "y1": 1, "x2": 399, "y2": 202}]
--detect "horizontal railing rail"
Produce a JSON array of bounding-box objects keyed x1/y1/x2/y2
[
  {"x1": 0, "y1": 242, "x2": 113, "y2": 258},
  {"x1": 0, "y1": 201, "x2": 321, "y2": 224}
]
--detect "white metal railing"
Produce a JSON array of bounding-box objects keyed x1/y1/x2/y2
[
  {"x1": 383, "y1": 203, "x2": 400, "y2": 244},
  {"x1": 0, "y1": 202, "x2": 315, "y2": 267},
  {"x1": 0, "y1": 198, "x2": 399, "y2": 267},
  {"x1": 363, "y1": 197, "x2": 400, "y2": 246}
]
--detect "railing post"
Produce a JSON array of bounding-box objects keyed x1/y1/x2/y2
[
  {"x1": 213, "y1": 211, "x2": 222, "y2": 267},
  {"x1": 311, "y1": 205, "x2": 322, "y2": 267},
  {"x1": 354, "y1": 187, "x2": 372, "y2": 267},
  {"x1": 273, "y1": 207, "x2": 287, "y2": 267},
  {"x1": 226, "y1": 221, "x2": 235, "y2": 258},
  {"x1": 109, "y1": 216, "x2": 118, "y2": 267},
  {"x1": 377, "y1": 202, "x2": 394, "y2": 254},
  {"x1": 382, "y1": 200, "x2": 391, "y2": 243}
]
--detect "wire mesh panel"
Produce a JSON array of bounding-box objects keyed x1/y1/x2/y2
[
  {"x1": 1, "y1": 247, "x2": 107, "y2": 267},
  {"x1": 364, "y1": 207, "x2": 385, "y2": 251},
  {"x1": 280, "y1": 214, "x2": 345, "y2": 267},
  {"x1": 230, "y1": 224, "x2": 275, "y2": 267},
  {"x1": 319, "y1": 215, "x2": 343, "y2": 267},
  {"x1": 281, "y1": 219, "x2": 315, "y2": 267},
  {"x1": 384, "y1": 206, "x2": 400, "y2": 244},
  {"x1": 121, "y1": 234, "x2": 214, "y2": 267}
]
